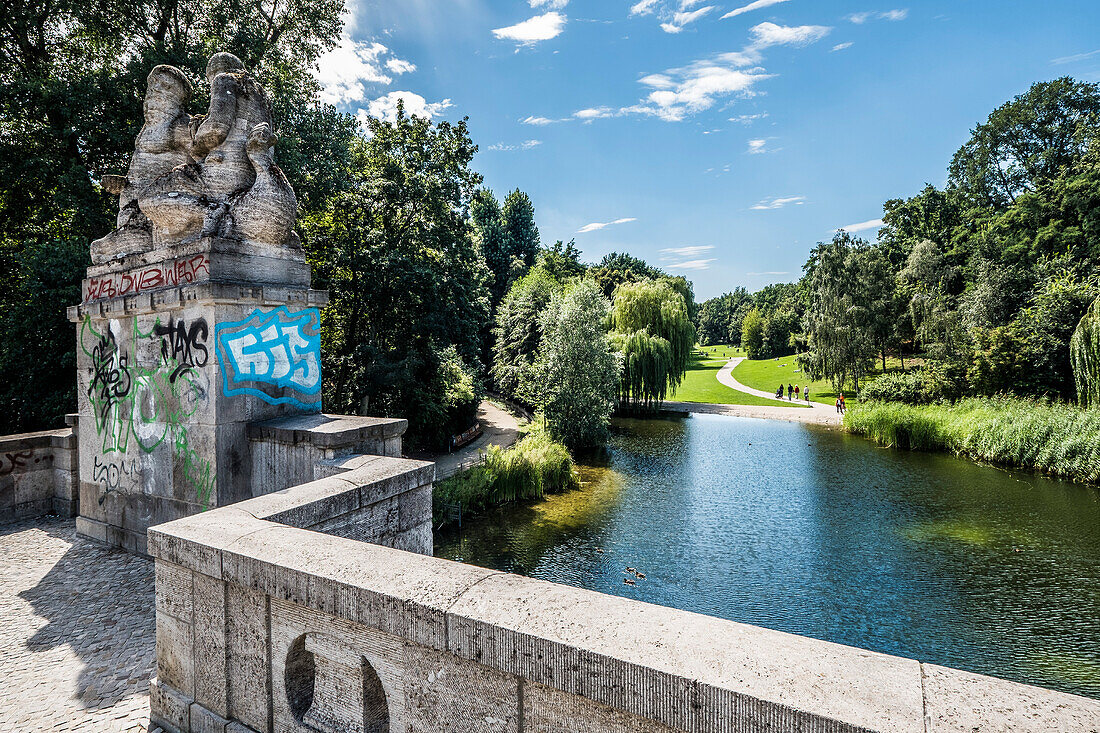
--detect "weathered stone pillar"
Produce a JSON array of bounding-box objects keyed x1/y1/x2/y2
[{"x1": 69, "y1": 236, "x2": 327, "y2": 554}]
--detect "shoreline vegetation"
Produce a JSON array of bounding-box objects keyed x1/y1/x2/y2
[
  {"x1": 845, "y1": 397, "x2": 1100, "y2": 486},
  {"x1": 433, "y1": 422, "x2": 579, "y2": 526}
]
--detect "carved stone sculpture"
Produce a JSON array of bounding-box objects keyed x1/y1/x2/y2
[
  {"x1": 91, "y1": 65, "x2": 196, "y2": 263},
  {"x1": 94, "y1": 52, "x2": 297, "y2": 261}
]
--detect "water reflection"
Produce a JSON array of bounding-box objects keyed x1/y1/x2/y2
[{"x1": 435, "y1": 413, "x2": 1100, "y2": 698}]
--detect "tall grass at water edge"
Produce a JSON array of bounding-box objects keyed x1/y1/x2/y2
[
  {"x1": 844, "y1": 397, "x2": 1100, "y2": 485},
  {"x1": 434, "y1": 424, "x2": 579, "y2": 522}
]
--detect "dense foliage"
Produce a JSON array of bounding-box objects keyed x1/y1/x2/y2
[
  {"x1": 610, "y1": 279, "x2": 696, "y2": 407},
  {"x1": 310, "y1": 107, "x2": 490, "y2": 449},
  {"x1": 0, "y1": 0, "x2": 347, "y2": 431},
  {"x1": 529, "y1": 281, "x2": 620, "y2": 449},
  {"x1": 432, "y1": 423, "x2": 579, "y2": 522},
  {"x1": 697, "y1": 283, "x2": 801, "y2": 358},
  {"x1": 698, "y1": 77, "x2": 1100, "y2": 406}
]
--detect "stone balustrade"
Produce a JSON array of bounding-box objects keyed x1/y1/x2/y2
[
  {"x1": 148, "y1": 466, "x2": 1100, "y2": 733},
  {"x1": 0, "y1": 419, "x2": 78, "y2": 523}
]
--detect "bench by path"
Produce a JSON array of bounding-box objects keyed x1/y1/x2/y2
[{"x1": 422, "y1": 400, "x2": 523, "y2": 481}]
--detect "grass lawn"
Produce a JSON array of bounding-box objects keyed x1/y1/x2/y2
[
  {"x1": 731, "y1": 354, "x2": 910, "y2": 406},
  {"x1": 669, "y1": 345, "x2": 807, "y2": 407}
]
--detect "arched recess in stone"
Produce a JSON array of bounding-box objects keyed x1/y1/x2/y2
[{"x1": 285, "y1": 631, "x2": 390, "y2": 733}]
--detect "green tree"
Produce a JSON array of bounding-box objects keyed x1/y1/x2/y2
[
  {"x1": 470, "y1": 189, "x2": 510, "y2": 305},
  {"x1": 741, "y1": 308, "x2": 766, "y2": 360},
  {"x1": 501, "y1": 188, "x2": 540, "y2": 276},
  {"x1": 949, "y1": 77, "x2": 1100, "y2": 210},
  {"x1": 311, "y1": 105, "x2": 490, "y2": 449},
  {"x1": 0, "y1": 0, "x2": 346, "y2": 432},
  {"x1": 589, "y1": 252, "x2": 665, "y2": 300},
  {"x1": 609, "y1": 279, "x2": 696, "y2": 407},
  {"x1": 528, "y1": 281, "x2": 620, "y2": 449},
  {"x1": 1071, "y1": 296, "x2": 1100, "y2": 407},
  {"x1": 800, "y1": 233, "x2": 880, "y2": 394},
  {"x1": 491, "y1": 268, "x2": 562, "y2": 402},
  {"x1": 536, "y1": 239, "x2": 586, "y2": 282}
]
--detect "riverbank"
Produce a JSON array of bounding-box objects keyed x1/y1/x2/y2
[
  {"x1": 660, "y1": 399, "x2": 842, "y2": 425},
  {"x1": 845, "y1": 397, "x2": 1100, "y2": 486}
]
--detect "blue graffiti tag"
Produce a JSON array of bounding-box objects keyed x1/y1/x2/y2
[{"x1": 214, "y1": 306, "x2": 322, "y2": 409}]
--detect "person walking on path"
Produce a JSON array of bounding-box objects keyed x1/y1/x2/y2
[
  {"x1": 794, "y1": 385, "x2": 800, "y2": 400},
  {"x1": 776, "y1": 385, "x2": 784, "y2": 399},
  {"x1": 839, "y1": 392, "x2": 846, "y2": 414},
  {"x1": 787, "y1": 383, "x2": 793, "y2": 400},
  {"x1": 836, "y1": 397, "x2": 842, "y2": 413},
  {"x1": 804, "y1": 385, "x2": 810, "y2": 403}
]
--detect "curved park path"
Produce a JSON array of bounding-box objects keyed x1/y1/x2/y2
[
  {"x1": 667, "y1": 357, "x2": 842, "y2": 426},
  {"x1": 428, "y1": 401, "x2": 523, "y2": 480}
]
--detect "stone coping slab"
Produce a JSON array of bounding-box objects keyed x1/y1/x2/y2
[
  {"x1": 0, "y1": 427, "x2": 74, "y2": 451},
  {"x1": 148, "y1": 478, "x2": 1100, "y2": 733},
  {"x1": 248, "y1": 413, "x2": 409, "y2": 447}
]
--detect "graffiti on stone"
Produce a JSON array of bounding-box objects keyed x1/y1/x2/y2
[
  {"x1": 215, "y1": 306, "x2": 322, "y2": 410},
  {"x1": 83, "y1": 254, "x2": 210, "y2": 303},
  {"x1": 153, "y1": 317, "x2": 209, "y2": 382},
  {"x1": 93, "y1": 456, "x2": 139, "y2": 504},
  {"x1": 81, "y1": 316, "x2": 214, "y2": 508},
  {"x1": 0, "y1": 450, "x2": 37, "y2": 477}
]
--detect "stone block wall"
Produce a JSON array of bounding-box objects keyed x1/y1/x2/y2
[
  {"x1": 70, "y1": 244, "x2": 329, "y2": 554},
  {"x1": 149, "y1": 488, "x2": 1100, "y2": 733},
  {"x1": 0, "y1": 424, "x2": 78, "y2": 522}
]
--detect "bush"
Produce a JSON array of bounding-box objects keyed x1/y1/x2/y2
[
  {"x1": 844, "y1": 397, "x2": 1100, "y2": 483},
  {"x1": 433, "y1": 423, "x2": 579, "y2": 523},
  {"x1": 859, "y1": 369, "x2": 953, "y2": 405}
]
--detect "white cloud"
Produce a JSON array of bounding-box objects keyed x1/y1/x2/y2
[
  {"x1": 486, "y1": 139, "x2": 543, "y2": 151},
  {"x1": 666, "y1": 259, "x2": 716, "y2": 270},
  {"x1": 661, "y1": 245, "x2": 715, "y2": 258},
  {"x1": 576, "y1": 217, "x2": 637, "y2": 233},
  {"x1": 574, "y1": 106, "x2": 617, "y2": 121},
  {"x1": 747, "y1": 137, "x2": 782, "y2": 154},
  {"x1": 660, "y1": 5, "x2": 715, "y2": 33},
  {"x1": 365, "y1": 91, "x2": 452, "y2": 122},
  {"x1": 586, "y1": 21, "x2": 828, "y2": 123},
  {"x1": 749, "y1": 21, "x2": 831, "y2": 47},
  {"x1": 529, "y1": 0, "x2": 568, "y2": 8},
  {"x1": 521, "y1": 115, "x2": 557, "y2": 125},
  {"x1": 731, "y1": 112, "x2": 768, "y2": 123},
  {"x1": 492, "y1": 12, "x2": 566, "y2": 44},
  {"x1": 1053, "y1": 49, "x2": 1100, "y2": 65},
  {"x1": 385, "y1": 58, "x2": 416, "y2": 74},
  {"x1": 751, "y1": 195, "x2": 805, "y2": 209},
  {"x1": 848, "y1": 9, "x2": 908, "y2": 23},
  {"x1": 314, "y1": 35, "x2": 415, "y2": 105},
  {"x1": 721, "y1": 0, "x2": 790, "y2": 19},
  {"x1": 630, "y1": 0, "x2": 660, "y2": 16},
  {"x1": 831, "y1": 42, "x2": 853, "y2": 52},
  {"x1": 838, "y1": 218, "x2": 884, "y2": 232}
]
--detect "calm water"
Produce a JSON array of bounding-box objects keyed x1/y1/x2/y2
[{"x1": 435, "y1": 414, "x2": 1100, "y2": 698}]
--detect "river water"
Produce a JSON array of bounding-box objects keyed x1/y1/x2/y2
[{"x1": 435, "y1": 413, "x2": 1100, "y2": 698}]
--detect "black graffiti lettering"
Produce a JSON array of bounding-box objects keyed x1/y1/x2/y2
[
  {"x1": 87, "y1": 330, "x2": 132, "y2": 425},
  {"x1": 0, "y1": 450, "x2": 34, "y2": 477},
  {"x1": 154, "y1": 318, "x2": 209, "y2": 381},
  {"x1": 94, "y1": 456, "x2": 138, "y2": 504}
]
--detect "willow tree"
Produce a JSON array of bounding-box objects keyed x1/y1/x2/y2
[
  {"x1": 1071, "y1": 296, "x2": 1100, "y2": 407},
  {"x1": 609, "y1": 279, "x2": 696, "y2": 407}
]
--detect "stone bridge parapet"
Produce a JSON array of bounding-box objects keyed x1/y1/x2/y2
[{"x1": 148, "y1": 475, "x2": 1100, "y2": 733}]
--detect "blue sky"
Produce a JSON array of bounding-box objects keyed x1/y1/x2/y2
[{"x1": 317, "y1": 1, "x2": 1100, "y2": 300}]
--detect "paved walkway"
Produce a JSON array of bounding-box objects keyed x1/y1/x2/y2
[
  {"x1": 427, "y1": 401, "x2": 523, "y2": 480},
  {"x1": 669, "y1": 357, "x2": 842, "y2": 426},
  {"x1": 0, "y1": 517, "x2": 155, "y2": 732}
]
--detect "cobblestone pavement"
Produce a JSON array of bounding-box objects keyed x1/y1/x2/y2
[{"x1": 0, "y1": 517, "x2": 155, "y2": 732}]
